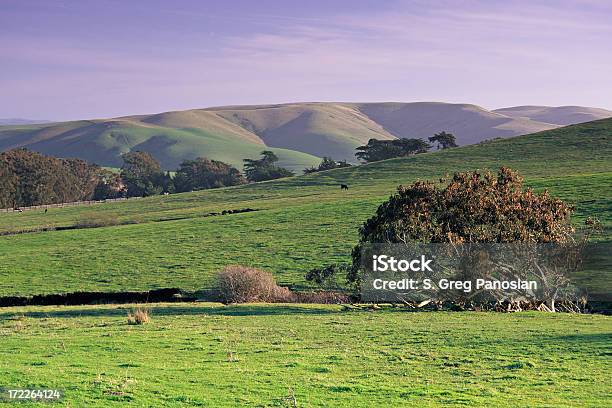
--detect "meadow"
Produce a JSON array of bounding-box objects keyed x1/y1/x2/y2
[
  {"x1": 0, "y1": 119, "x2": 610, "y2": 297},
  {"x1": 0, "y1": 303, "x2": 610, "y2": 407},
  {"x1": 0, "y1": 119, "x2": 610, "y2": 407}
]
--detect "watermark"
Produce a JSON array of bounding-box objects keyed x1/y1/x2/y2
[
  {"x1": 360, "y1": 243, "x2": 611, "y2": 304},
  {"x1": 0, "y1": 388, "x2": 63, "y2": 402}
]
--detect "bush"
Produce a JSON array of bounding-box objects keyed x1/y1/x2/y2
[
  {"x1": 127, "y1": 308, "x2": 150, "y2": 325},
  {"x1": 305, "y1": 264, "x2": 350, "y2": 288},
  {"x1": 217, "y1": 265, "x2": 293, "y2": 303},
  {"x1": 349, "y1": 167, "x2": 575, "y2": 284}
]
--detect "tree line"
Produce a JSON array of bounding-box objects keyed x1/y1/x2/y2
[
  {"x1": 0, "y1": 149, "x2": 105, "y2": 208},
  {"x1": 0, "y1": 131, "x2": 457, "y2": 207},
  {"x1": 355, "y1": 131, "x2": 457, "y2": 163},
  {"x1": 0, "y1": 149, "x2": 302, "y2": 207}
]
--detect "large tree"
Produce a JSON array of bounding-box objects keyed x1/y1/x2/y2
[
  {"x1": 349, "y1": 167, "x2": 575, "y2": 284},
  {"x1": 0, "y1": 149, "x2": 105, "y2": 207},
  {"x1": 243, "y1": 151, "x2": 294, "y2": 182},
  {"x1": 355, "y1": 138, "x2": 431, "y2": 163},
  {"x1": 120, "y1": 151, "x2": 168, "y2": 197},
  {"x1": 428, "y1": 131, "x2": 458, "y2": 149},
  {"x1": 173, "y1": 157, "x2": 246, "y2": 192}
]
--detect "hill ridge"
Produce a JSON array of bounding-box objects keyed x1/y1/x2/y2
[{"x1": 2, "y1": 102, "x2": 609, "y2": 170}]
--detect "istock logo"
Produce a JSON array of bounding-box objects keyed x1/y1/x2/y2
[{"x1": 372, "y1": 255, "x2": 433, "y2": 272}]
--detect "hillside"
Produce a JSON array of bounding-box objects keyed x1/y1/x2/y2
[
  {"x1": 0, "y1": 118, "x2": 52, "y2": 126},
  {"x1": 493, "y1": 105, "x2": 612, "y2": 126},
  {"x1": 0, "y1": 117, "x2": 320, "y2": 172},
  {"x1": 0, "y1": 118, "x2": 610, "y2": 297},
  {"x1": 351, "y1": 102, "x2": 558, "y2": 146},
  {"x1": 0, "y1": 102, "x2": 565, "y2": 169}
]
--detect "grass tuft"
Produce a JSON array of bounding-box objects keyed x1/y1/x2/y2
[{"x1": 126, "y1": 307, "x2": 150, "y2": 325}]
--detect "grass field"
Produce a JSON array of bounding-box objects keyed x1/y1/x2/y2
[
  {"x1": 0, "y1": 120, "x2": 610, "y2": 407},
  {"x1": 0, "y1": 303, "x2": 610, "y2": 407},
  {"x1": 0, "y1": 119, "x2": 610, "y2": 297}
]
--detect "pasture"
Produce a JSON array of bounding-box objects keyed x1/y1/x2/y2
[
  {"x1": 0, "y1": 119, "x2": 610, "y2": 297},
  {"x1": 0, "y1": 303, "x2": 610, "y2": 407}
]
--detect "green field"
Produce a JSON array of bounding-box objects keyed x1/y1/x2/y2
[
  {"x1": 0, "y1": 119, "x2": 610, "y2": 297},
  {"x1": 0, "y1": 119, "x2": 611, "y2": 407},
  {"x1": 0, "y1": 303, "x2": 610, "y2": 407}
]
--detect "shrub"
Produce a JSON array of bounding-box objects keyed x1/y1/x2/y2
[
  {"x1": 217, "y1": 265, "x2": 293, "y2": 303},
  {"x1": 349, "y1": 167, "x2": 575, "y2": 284},
  {"x1": 127, "y1": 308, "x2": 150, "y2": 325},
  {"x1": 305, "y1": 264, "x2": 350, "y2": 288}
]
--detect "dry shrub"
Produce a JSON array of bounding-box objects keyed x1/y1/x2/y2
[
  {"x1": 217, "y1": 265, "x2": 351, "y2": 304},
  {"x1": 74, "y1": 213, "x2": 120, "y2": 229},
  {"x1": 127, "y1": 307, "x2": 150, "y2": 325},
  {"x1": 217, "y1": 265, "x2": 295, "y2": 304}
]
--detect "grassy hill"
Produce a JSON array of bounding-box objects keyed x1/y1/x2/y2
[
  {"x1": 0, "y1": 117, "x2": 320, "y2": 172},
  {"x1": 0, "y1": 118, "x2": 610, "y2": 297},
  {"x1": 494, "y1": 105, "x2": 612, "y2": 126},
  {"x1": 0, "y1": 102, "x2": 563, "y2": 169}
]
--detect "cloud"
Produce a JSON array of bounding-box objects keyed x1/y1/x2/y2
[{"x1": 1, "y1": 0, "x2": 611, "y2": 119}]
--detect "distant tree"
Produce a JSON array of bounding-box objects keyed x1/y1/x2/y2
[
  {"x1": 0, "y1": 159, "x2": 17, "y2": 208},
  {"x1": 243, "y1": 151, "x2": 294, "y2": 182},
  {"x1": 58, "y1": 158, "x2": 101, "y2": 202},
  {"x1": 303, "y1": 157, "x2": 352, "y2": 174},
  {"x1": 120, "y1": 151, "x2": 165, "y2": 197},
  {"x1": 355, "y1": 138, "x2": 431, "y2": 163},
  {"x1": 0, "y1": 149, "x2": 105, "y2": 207},
  {"x1": 93, "y1": 169, "x2": 126, "y2": 200},
  {"x1": 429, "y1": 131, "x2": 458, "y2": 149},
  {"x1": 173, "y1": 157, "x2": 246, "y2": 192},
  {"x1": 157, "y1": 171, "x2": 175, "y2": 194}
]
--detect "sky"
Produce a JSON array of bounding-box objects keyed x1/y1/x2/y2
[{"x1": 1, "y1": 0, "x2": 611, "y2": 120}]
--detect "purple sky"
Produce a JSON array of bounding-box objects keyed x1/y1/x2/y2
[{"x1": 1, "y1": 0, "x2": 611, "y2": 120}]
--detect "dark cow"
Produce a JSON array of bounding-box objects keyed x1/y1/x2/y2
[{"x1": 340, "y1": 184, "x2": 349, "y2": 190}]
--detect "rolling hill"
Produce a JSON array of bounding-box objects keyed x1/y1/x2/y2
[
  {"x1": 0, "y1": 117, "x2": 610, "y2": 297},
  {"x1": 0, "y1": 117, "x2": 321, "y2": 172},
  {"x1": 0, "y1": 102, "x2": 577, "y2": 170},
  {"x1": 493, "y1": 105, "x2": 612, "y2": 126},
  {"x1": 0, "y1": 118, "x2": 52, "y2": 125}
]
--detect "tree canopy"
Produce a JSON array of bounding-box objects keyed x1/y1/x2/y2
[
  {"x1": 0, "y1": 149, "x2": 103, "y2": 208},
  {"x1": 429, "y1": 131, "x2": 458, "y2": 149},
  {"x1": 355, "y1": 138, "x2": 431, "y2": 163},
  {"x1": 303, "y1": 157, "x2": 351, "y2": 174},
  {"x1": 243, "y1": 151, "x2": 294, "y2": 182},
  {"x1": 173, "y1": 157, "x2": 246, "y2": 192},
  {"x1": 120, "y1": 151, "x2": 169, "y2": 197},
  {"x1": 349, "y1": 167, "x2": 575, "y2": 283}
]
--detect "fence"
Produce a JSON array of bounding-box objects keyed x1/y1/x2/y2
[{"x1": 1, "y1": 197, "x2": 142, "y2": 213}]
